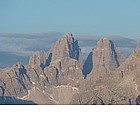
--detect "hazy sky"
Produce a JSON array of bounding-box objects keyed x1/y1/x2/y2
[{"x1": 0, "y1": 0, "x2": 140, "y2": 38}]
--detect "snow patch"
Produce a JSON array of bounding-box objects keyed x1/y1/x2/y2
[
  {"x1": 18, "y1": 90, "x2": 31, "y2": 100},
  {"x1": 54, "y1": 85, "x2": 79, "y2": 91},
  {"x1": 31, "y1": 80, "x2": 35, "y2": 85},
  {"x1": 135, "y1": 83, "x2": 138, "y2": 92},
  {"x1": 40, "y1": 74, "x2": 44, "y2": 77}
]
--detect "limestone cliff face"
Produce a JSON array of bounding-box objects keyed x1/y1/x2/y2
[
  {"x1": 115, "y1": 45, "x2": 140, "y2": 78},
  {"x1": 49, "y1": 33, "x2": 83, "y2": 69},
  {"x1": 89, "y1": 38, "x2": 125, "y2": 78},
  {"x1": 110, "y1": 45, "x2": 140, "y2": 104},
  {"x1": 41, "y1": 33, "x2": 84, "y2": 86},
  {"x1": 0, "y1": 62, "x2": 32, "y2": 98},
  {"x1": 29, "y1": 50, "x2": 48, "y2": 69},
  {"x1": 108, "y1": 45, "x2": 140, "y2": 104}
]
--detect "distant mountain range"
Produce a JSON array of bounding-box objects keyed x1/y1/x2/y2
[
  {"x1": 0, "y1": 33, "x2": 140, "y2": 105},
  {"x1": 0, "y1": 32, "x2": 138, "y2": 68}
]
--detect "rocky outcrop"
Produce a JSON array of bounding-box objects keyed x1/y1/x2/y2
[
  {"x1": 43, "y1": 58, "x2": 80, "y2": 85},
  {"x1": 88, "y1": 38, "x2": 125, "y2": 78},
  {"x1": 108, "y1": 45, "x2": 140, "y2": 104},
  {"x1": 29, "y1": 50, "x2": 48, "y2": 69},
  {"x1": 40, "y1": 33, "x2": 84, "y2": 86},
  {"x1": 114, "y1": 45, "x2": 140, "y2": 79},
  {"x1": 27, "y1": 33, "x2": 83, "y2": 85},
  {"x1": 49, "y1": 33, "x2": 83, "y2": 69},
  {"x1": 0, "y1": 62, "x2": 32, "y2": 98}
]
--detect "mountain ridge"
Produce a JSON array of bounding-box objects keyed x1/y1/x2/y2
[
  {"x1": 0, "y1": 33, "x2": 140, "y2": 105},
  {"x1": 0, "y1": 32, "x2": 137, "y2": 68}
]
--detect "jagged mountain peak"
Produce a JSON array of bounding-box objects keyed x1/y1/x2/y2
[
  {"x1": 13, "y1": 62, "x2": 23, "y2": 69},
  {"x1": 28, "y1": 33, "x2": 83, "y2": 70},
  {"x1": 55, "y1": 32, "x2": 74, "y2": 47},
  {"x1": 29, "y1": 50, "x2": 47, "y2": 68},
  {"x1": 49, "y1": 33, "x2": 83, "y2": 68},
  {"x1": 97, "y1": 37, "x2": 110, "y2": 43},
  {"x1": 116, "y1": 45, "x2": 140, "y2": 76},
  {"x1": 84, "y1": 38, "x2": 125, "y2": 78},
  {"x1": 96, "y1": 37, "x2": 113, "y2": 50},
  {"x1": 64, "y1": 32, "x2": 74, "y2": 41},
  {"x1": 132, "y1": 45, "x2": 140, "y2": 58}
]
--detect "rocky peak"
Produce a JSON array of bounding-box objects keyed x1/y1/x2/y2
[
  {"x1": 64, "y1": 33, "x2": 74, "y2": 42},
  {"x1": 89, "y1": 37, "x2": 125, "y2": 78},
  {"x1": 28, "y1": 33, "x2": 83, "y2": 70},
  {"x1": 13, "y1": 62, "x2": 22, "y2": 68},
  {"x1": 132, "y1": 45, "x2": 140, "y2": 58},
  {"x1": 96, "y1": 37, "x2": 111, "y2": 48},
  {"x1": 49, "y1": 33, "x2": 82, "y2": 67},
  {"x1": 12, "y1": 62, "x2": 26, "y2": 75},
  {"x1": 29, "y1": 50, "x2": 47, "y2": 69},
  {"x1": 95, "y1": 38, "x2": 116, "y2": 55},
  {"x1": 116, "y1": 45, "x2": 140, "y2": 77}
]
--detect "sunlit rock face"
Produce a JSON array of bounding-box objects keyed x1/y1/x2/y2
[
  {"x1": 49, "y1": 33, "x2": 83, "y2": 69},
  {"x1": 86, "y1": 38, "x2": 125, "y2": 79}
]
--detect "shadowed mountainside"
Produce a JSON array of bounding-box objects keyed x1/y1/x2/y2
[{"x1": 0, "y1": 96, "x2": 37, "y2": 105}]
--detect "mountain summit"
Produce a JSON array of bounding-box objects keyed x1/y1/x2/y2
[
  {"x1": 94, "y1": 38, "x2": 124, "y2": 73},
  {"x1": 49, "y1": 33, "x2": 82, "y2": 68},
  {"x1": 83, "y1": 37, "x2": 125, "y2": 78}
]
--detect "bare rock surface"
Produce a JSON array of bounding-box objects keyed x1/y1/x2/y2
[
  {"x1": 90, "y1": 38, "x2": 125, "y2": 78},
  {"x1": 0, "y1": 34, "x2": 140, "y2": 105}
]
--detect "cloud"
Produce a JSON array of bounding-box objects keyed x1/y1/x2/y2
[
  {"x1": 0, "y1": 51, "x2": 30, "y2": 68},
  {"x1": 0, "y1": 32, "x2": 62, "y2": 56}
]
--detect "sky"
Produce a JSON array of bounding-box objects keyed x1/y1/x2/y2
[{"x1": 0, "y1": 0, "x2": 140, "y2": 38}]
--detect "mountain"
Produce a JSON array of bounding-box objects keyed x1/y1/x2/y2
[
  {"x1": 0, "y1": 32, "x2": 63, "y2": 68},
  {"x1": 49, "y1": 33, "x2": 82, "y2": 63},
  {"x1": 72, "y1": 44, "x2": 140, "y2": 105},
  {"x1": 77, "y1": 35, "x2": 137, "y2": 47},
  {"x1": 0, "y1": 32, "x2": 137, "y2": 68},
  {"x1": 89, "y1": 38, "x2": 125, "y2": 78},
  {"x1": 0, "y1": 33, "x2": 83, "y2": 104},
  {"x1": 77, "y1": 35, "x2": 137, "y2": 63},
  {"x1": 0, "y1": 33, "x2": 140, "y2": 105},
  {"x1": 109, "y1": 45, "x2": 140, "y2": 104}
]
